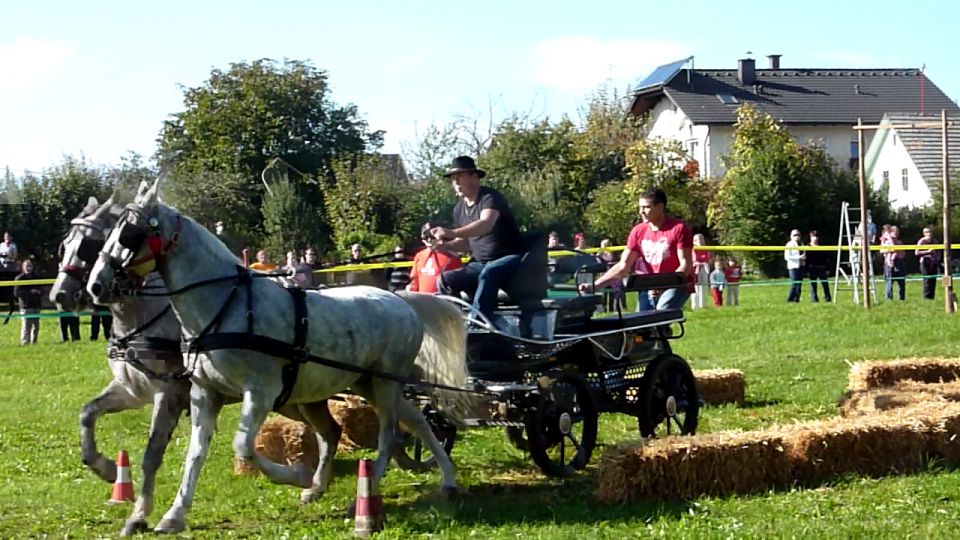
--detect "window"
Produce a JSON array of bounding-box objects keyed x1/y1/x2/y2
[
  {"x1": 687, "y1": 139, "x2": 699, "y2": 158},
  {"x1": 850, "y1": 140, "x2": 859, "y2": 158},
  {"x1": 882, "y1": 170, "x2": 889, "y2": 187},
  {"x1": 901, "y1": 168, "x2": 909, "y2": 191},
  {"x1": 716, "y1": 93, "x2": 739, "y2": 105}
]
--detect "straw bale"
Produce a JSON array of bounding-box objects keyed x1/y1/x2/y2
[
  {"x1": 328, "y1": 397, "x2": 380, "y2": 450},
  {"x1": 781, "y1": 413, "x2": 929, "y2": 482},
  {"x1": 838, "y1": 380, "x2": 960, "y2": 417},
  {"x1": 233, "y1": 416, "x2": 319, "y2": 476},
  {"x1": 595, "y1": 431, "x2": 791, "y2": 503},
  {"x1": 693, "y1": 369, "x2": 746, "y2": 406},
  {"x1": 848, "y1": 358, "x2": 960, "y2": 392}
]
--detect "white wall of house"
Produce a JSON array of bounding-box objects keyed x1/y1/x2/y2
[
  {"x1": 646, "y1": 98, "x2": 877, "y2": 178},
  {"x1": 866, "y1": 131, "x2": 932, "y2": 209}
]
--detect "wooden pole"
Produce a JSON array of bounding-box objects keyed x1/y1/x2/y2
[
  {"x1": 943, "y1": 109, "x2": 955, "y2": 313},
  {"x1": 857, "y1": 118, "x2": 871, "y2": 309}
]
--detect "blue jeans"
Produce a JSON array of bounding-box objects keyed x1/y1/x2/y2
[
  {"x1": 635, "y1": 286, "x2": 691, "y2": 311},
  {"x1": 438, "y1": 255, "x2": 523, "y2": 319},
  {"x1": 884, "y1": 262, "x2": 906, "y2": 300},
  {"x1": 787, "y1": 268, "x2": 802, "y2": 302}
]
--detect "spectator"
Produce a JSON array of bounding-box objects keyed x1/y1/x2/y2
[
  {"x1": 13, "y1": 259, "x2": 41, "y2": 345},
  {"x1": 249, "y1": 249, "x2": 278, "y2": 272},
  {"x1": 599, "y1": 238, "x2": 624, "y2": 312},
  {"x1": 407, "y1": 225, "x2": 463, "y2": 294},
  {"x1": 580, "y1": 188, "x2": 694, "y2": 311},
  {"x1": 805, "y1": 230, "x2": 831, "y2": 303},
  {"x1": 90, "y1": 301, "x2": 112, "y2": 341},
  {"x1": 915, "y1": 227, "x2": 940, "y2": 301},
  {"x1": 709, "y1": 259, "x2": 726, "y2": 307},
  {"x1": 59, "y1": 308, "x2": 81, "y2": 342},
  {"x1": 573, "y1": 232, "x2": 587, "y2": 251},
  {"x1": 300, "y1": 247, "x2": 321, "y2": 288},
  {"x1": 431, "y1": 155, "x2": 525, "y2": 320},
  {"x1": 724, "y1": 258, "x2": 742, "y2": 306},
  {"x1": 691, "y1": 234, "x2": 711, "y2": 310},
  {"x1": 387, "y1": 247, "x2": 410, "y2": 292},
  {"x1": 784, "y1": 229, "x2": 804, "y2": 303},
  {"x1": 344, "y1": 244, "x2": 366, "y2": 286},
  {"x1": 349, "y1": 244, "x2": 363, "y2": 264},
  {"x1": 283, "y1": 250, "x2": 315, "y2": 288},
  {"x1": 0, "y1": 231, "x2": 18, "y2": 271},
  {"x1": 881, "y1": 226, "x2": 906, "y2": 301}
]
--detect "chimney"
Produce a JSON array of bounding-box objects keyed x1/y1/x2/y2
[
  {"x1": 738, "y1": 58, "x2": 756, "y2": 86},
  {"x1": 767, "y1": 54, "x2": 781, "y2": 69},
  {"x1": 854, "y1": 84, "x2": 861, "y2": 95}
]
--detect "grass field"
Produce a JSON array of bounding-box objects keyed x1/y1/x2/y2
[{"x1": 1, "y1": 279, "x2": 959, "y2": 539}]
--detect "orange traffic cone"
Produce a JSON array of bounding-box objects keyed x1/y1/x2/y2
[
  {"x1": 107, "y1": 450, "x2": 135, "y2": 504},
  {"x1": 353, "y1": 458, "x2": 383, "y2": 537}
]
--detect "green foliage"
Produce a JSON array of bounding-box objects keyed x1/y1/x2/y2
[
  {"x1": 709, "y1": 105, "x2": 875, "y2": 276},
  {"x1": 260, "y1": 179, "x2": 325, "y2": 257},
  {"x1": 324, "y1": 155, "x2": 407, "y2": 252},
  {"x1": 583, "y1": 179, "x2": 643, "y2": 242},
  {"x1": 156, "y1": 58, "x2": 383, "y2": 254}
]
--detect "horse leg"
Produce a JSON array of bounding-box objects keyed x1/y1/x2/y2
[
  {"x1": 121, "y1": 381, "x2": 189, "y2": 536},
  {"x1": 154, "y1": 383, "x2": 225, "y2": 535},
  {"x1": 296, "y1": 401, "x2": 342, "y2": 504},
  {"x1": 234, "y1": 389, "x2": 313, "y2": 488},
  {"x1": 80, "y1": 379, "x2": 150, "y2": 483},
  {"x1": 395, "y1": 398, "x2": 460, "y2": 495},
  {"x1": 365, "y1": 379, "x2": 403, "y2": 486}
]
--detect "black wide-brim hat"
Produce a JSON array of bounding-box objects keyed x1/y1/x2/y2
[{"x1": 443, "y1": 156, "x2": 486, "y2": 179}]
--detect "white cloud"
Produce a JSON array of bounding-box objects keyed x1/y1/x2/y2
[
  {"x1": 0, "y1": 38, "x2": 73, "y2": 95},
  {"x1": 531, "y1": 37, "x2": 691, "y2": 93}
]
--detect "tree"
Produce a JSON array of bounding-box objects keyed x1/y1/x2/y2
[
  {"x1": 324, "y1": 155, "x2": 406, "y2": 256},
  {"x1": 157, "y1": 58, "x2": 383, "y2": 252}
]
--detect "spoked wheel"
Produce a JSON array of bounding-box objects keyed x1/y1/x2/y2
[
  {"x1": 524, "y1": 373, "x2": 598, "y2": 478},
  {"x1": 637, "y1": 354, "x2": 699, "y2": 437},
  {"x1": 393, "y1": 407, "x2": 457, "y2": 472}
]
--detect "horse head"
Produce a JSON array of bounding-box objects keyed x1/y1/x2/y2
[{"x1": 50, "y1": 195, "x2": 123, "y2": 311}]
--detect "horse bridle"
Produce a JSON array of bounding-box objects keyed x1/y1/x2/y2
[
  {"x1": 60, "y1": 217, "x2": 111, "y2": 280},
  {"x1": 105, "y1": 204, "x2": 183, "y2": 287}
]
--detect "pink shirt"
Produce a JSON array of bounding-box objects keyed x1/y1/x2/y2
[{"x1": 626, "y1": 217, "x2": 694, "y2": 292}]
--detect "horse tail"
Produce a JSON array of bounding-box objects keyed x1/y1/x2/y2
[{"x1": 395, "y1": 291, "x2": 481, "y2": 425}]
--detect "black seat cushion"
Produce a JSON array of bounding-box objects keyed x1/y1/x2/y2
[{"x1": 500, "y1": 231, "x2": 548, "y2": 304}]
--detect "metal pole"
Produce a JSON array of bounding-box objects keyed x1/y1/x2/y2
[
  {"x1": 943, "y1": 109, "x2": 955, "y2": 313},
  {"x1": 857, "y1": 118, "x2": 871, "y2": 309}
]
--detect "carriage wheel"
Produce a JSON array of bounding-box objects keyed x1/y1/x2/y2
[
  {"x1": 393, "y1": 407, "x2": 457, "y2": 472},
  {"x1": 524, "y1": 373, "x2": 598, "y2": 478},
  {"x1": 637, "y1": 354, "x2": 699, "y2": 438}
]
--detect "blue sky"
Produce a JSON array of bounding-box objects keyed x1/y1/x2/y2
[{"x1": 3, "y1": 0, "x2": 958, "y2": 176}]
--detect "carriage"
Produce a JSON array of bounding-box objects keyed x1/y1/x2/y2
[{"x1": 394, "y1": 236, "x2": 700, "y2": 478}]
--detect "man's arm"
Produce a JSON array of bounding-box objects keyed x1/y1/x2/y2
[
  {"x1": 676, "y1": 244, "x2": 693, "y2": 278},
  {"x1": 433, "y1": 208, "x2": 500, "y2": 242},
  {"x1": 580, "y1": 248, "x2": 639, "y2": 293}
]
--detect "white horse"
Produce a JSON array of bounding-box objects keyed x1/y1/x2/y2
[
  {"x1": 87, "y1": 179, "x2": 470, "y2": 534},
  {"x1": 54, "y1": 194, "x2": 343, "y2": 536}
]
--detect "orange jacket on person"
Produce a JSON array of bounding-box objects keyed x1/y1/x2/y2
[
  {"x1": 249, "y1": 262, "x2": 278, "y2": 272},
  {"x1": 407, "y1": 248, "x2": 463, "y2": 293}
]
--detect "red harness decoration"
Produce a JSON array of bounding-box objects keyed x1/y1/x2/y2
[{"x1": 126, "y1": 216, "x2": 183, "y2": 283}]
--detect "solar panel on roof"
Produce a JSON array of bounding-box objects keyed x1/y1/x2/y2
[
  {"x1": 717, "y1": 94, "x2": 739, "y2": 105},
  {"x1": 634, "y1": 57, "x2": 693, "y2": 91}
]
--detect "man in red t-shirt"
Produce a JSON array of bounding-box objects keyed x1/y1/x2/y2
[
  {"x1": 579, "y1": 188, "x2": 694, "y2": 310},
  {"x1": 407, "y1": 224, "x2": 464, "y2": 293}
]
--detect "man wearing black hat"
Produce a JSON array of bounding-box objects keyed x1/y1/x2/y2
[{"x1": 429, "y1": 156, "x2": 523, "y2": 320}]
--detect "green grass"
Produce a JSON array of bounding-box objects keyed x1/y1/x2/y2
[{"x1": 1, "y1": 281, "x2": 959, "y2": 539}]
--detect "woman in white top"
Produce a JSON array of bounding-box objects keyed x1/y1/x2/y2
[{"x1": 784, "y1": 229, "x2": 805, "y2": 302}]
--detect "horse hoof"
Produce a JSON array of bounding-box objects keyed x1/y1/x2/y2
[
  {"x1": 120, "y1": 519, "x2": 149, "y2": 536},
  {"x1": 300, "y1": 488, "x2": 324, "y2": 505},
  {"x1": 440, "y1": 484, "x2": 463, "y2": 498},
  {"x1": 154, "y1": 518, "x2": 185, "y2": 534}
]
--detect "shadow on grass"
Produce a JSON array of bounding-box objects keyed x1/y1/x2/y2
[
  {"x1": 395, "y1": 472, "x2": 692, "y2": 530},
  {"x1": 741, "y1": 398, "x2": 783, "y2": 408}
]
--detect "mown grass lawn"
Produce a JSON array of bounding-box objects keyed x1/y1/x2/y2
[{"x1": 1, "y1": 278, "x2": 958, "y2": 539}]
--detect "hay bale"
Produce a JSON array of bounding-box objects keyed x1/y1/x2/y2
[
  {"x1": 233, "y1": 416, "x2": 319, "y2": 476},
  {"x1": 693, "y1": 369, "x2": 746, "y2": 406},
  {"x1": 595, "y1": 431, "x2": 791, "y2": 503},
  {"x1": 327, "y1": 396, "x2": 380, "y2": 450},
  {"x1": 838, "y1": 380, "x2": 960, "y2": 417},
  {"x1": 848, "y1": 358, "x2": 960, "y2": 391},
  {"x1": 781, "y1": 413, "x2": 930, "y2": 482}
]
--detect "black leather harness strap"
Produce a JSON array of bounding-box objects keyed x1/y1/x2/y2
[{"x1": 273, "y1": 287, "x2": 309, "y2": 410}]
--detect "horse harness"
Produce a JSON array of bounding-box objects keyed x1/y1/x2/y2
[{"x1": 108, "y1": 205, "x2": 484, "y2": 411}]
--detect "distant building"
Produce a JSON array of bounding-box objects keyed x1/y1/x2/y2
[
  {"x1": 863, "y1": 112, "x2": 960, "y2": 209},
  {"x1": 628, "y1": 56, "x2": 959, "y2": 178}
]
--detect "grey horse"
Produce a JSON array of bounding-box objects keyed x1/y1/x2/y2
[{"x1": 88, "y1": 178, "x2": 471, "y2": 534}]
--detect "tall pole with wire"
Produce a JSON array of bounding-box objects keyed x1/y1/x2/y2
[
  {"x1": 943, "y1": 109, "x2": 955, "y2": 313},
  {"x1": 857, "y1": 118, "x2": 871, "y2": 309}
]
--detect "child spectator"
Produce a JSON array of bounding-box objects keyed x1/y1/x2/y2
[
  {"x1": 709, "y1": 259, "x2": 726, "y2": 307},
  {"x1": 408, "y1": 225, "x2": 463, "y2": 293},
  {"x1": 692, "y1": 234, "x2": 710, "y2": 309},
  {"x1": 13, "y1": 259, "x2": 41, "y2": 345},
  {"x1": 724, "y1": 258, "x2": 742, "y2": 306}
]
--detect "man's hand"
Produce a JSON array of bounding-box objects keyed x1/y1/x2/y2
[
  {"x1": 578, "y1": 283, "x2": 594, "y2": 294},
  {"x1": 430, "y1": 227, "x2": 456, "y2": 241}
]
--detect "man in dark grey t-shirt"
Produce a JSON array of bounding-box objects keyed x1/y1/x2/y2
[{"x1": 429, "y1": 156, "x2": 523, "y2": 320}]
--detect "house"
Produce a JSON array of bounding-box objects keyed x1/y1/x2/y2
[
  {"x1": 628, "y1": 56, "x2": 959, "y2": 178},
  {"x1": 863, "y1": 112, "x2": 960, "y2": 209}
]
